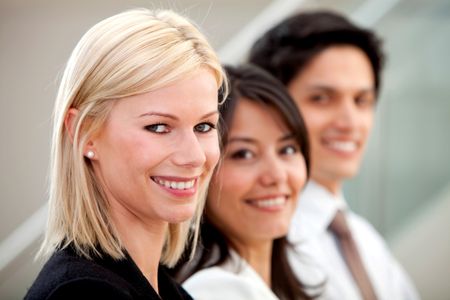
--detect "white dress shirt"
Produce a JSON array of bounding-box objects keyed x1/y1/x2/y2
[
  {"x1": 289, "y1": 180, "x2": 420, "y2": 300},
  {"x1": 183, "y1": 251, "x2": 279, "y2": 300}
]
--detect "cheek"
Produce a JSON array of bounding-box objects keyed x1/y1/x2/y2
[
  {"x1": 206, "y1": 179, "x2": 236, "y2": 231},
  {"x1": 203, "y1": 135, "x2": 221, "y2": 169},
  {"x1": 122, "y1": 135, "x2": 162, "y2": 170},
  {"x1": 363, "y1": 112, "x2": 375, "y2": 133},
  {"x1": 298, "y1": 107, "x2": 325, "y2": 138},
  {"x1": 358, "y1": 111, "x2": 375, "y2": 144},
  {"x1": 208, "y1": 164, "x2": 252, "y2": 214},
  {"x1": 96, "y1": 132, "x2": 135, "y2": 173},
  {"x1": 210, "y1": 164, "x2": 247, "y2": 199},
  {"x1": 290, "y1": 158, "x2": 308, "y2": 192}
]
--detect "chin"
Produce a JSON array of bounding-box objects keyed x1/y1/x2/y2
[
  {"x1": 329, "y1": 159, "x2": 362, "y2": 178},
  {"x1": 165, "y1": 207, "x2": 197, "y2": 223},
  {"x1": 263, "y1": 224, "x2": 290, "y2": 240},
  {"x1": 340, "y1": 165, "x2": 361, "y2": 179}
]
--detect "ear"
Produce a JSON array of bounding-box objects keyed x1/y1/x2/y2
[{"x1": 65, "y1": 108, "x2": 97, "y2": 160}]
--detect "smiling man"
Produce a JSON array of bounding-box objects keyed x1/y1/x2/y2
[{"x1": 249, "y1": 10, "x2": 419, "y2": 300}]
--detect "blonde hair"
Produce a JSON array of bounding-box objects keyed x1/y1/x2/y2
[{"x1": 39, "y1": 8, "x2": 227, "y2": 267}]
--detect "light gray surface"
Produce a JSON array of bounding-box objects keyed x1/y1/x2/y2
[{"x1": 344, "y1": 0, "x2": 450, "y2": 235}]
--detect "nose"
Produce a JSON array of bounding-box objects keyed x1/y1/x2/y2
[
  {"x1": 259, "y1": 154, "x2": 287, "y2": 186},
  {"x1": 171, "y1": 130, "x2": 207, "y2": 168},
  {"x1": 334, "y1": 98, "x2": 358, "y2": 129}
]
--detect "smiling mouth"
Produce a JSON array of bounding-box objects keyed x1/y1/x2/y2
[
  {"x1": 151, "y1": 177, "x2": 196, "y2": 190},
  {"x1": 245, "y1": 196, "x2": 287, "y2": 208},
  {"x1": 324, "y1": 140, "x2": 358, "y2": 153}
]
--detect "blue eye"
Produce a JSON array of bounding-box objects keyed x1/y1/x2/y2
[
  {"x1": 195, "y1": 122, "x2": 215, "y2": 133},
  {"x1": 145, "y1": 124, "x2": 169, "y2": 133},
  {"x1": 230, "y1": 149, "x2": 254, "y2": 160}
]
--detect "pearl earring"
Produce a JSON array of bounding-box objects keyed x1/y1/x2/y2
[{"x1": 86, "y1": 150, "x2": 95, "y2": 159}]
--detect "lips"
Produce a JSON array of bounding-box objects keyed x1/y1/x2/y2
[
  {"x1": 151, "y1": 176, "x2": 196, "y2": 190},
  {"x1": 245, "y1": 195, "x2": 288, "y2": 209},
  {"x1": 322, "y1": 138, "x2": 360, "y2": 154},
  {"x1": 327, "y1": 140, "x2": 357, "y2": 152}
]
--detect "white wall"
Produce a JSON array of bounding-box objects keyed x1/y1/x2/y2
[{"x1": 389, "y1": 185, "x2": 450, "y2": 299}]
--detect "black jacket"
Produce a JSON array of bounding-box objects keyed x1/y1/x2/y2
[{"x1": 24, "y1": 246, "x2": 192, "y2": 300}]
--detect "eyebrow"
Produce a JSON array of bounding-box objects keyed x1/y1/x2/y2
[
  {"x1": 308, "y1": 84, "x2": 375, "y2": 94},
  {"x1": 228, "y1": 133, "x2": 295, "y2": 145},
  {"x1": 280, "y1": 133, "x2": 296, "y2": 141},
  {"x1": 139, "y1": 110, "x2": 219, "y2": 120},
  {"x1": 227, "y1": 137, "x2": 255, "y2": 144}
]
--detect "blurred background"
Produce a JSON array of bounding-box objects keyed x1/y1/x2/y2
[{"x1": 1, "y1": 0, "x2": 449, "y2": 299}]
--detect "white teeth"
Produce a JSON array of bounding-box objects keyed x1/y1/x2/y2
[
  {"x1": 154, "y1": 178, "x2": 195, "y2": 190},
  {"x1": 328, "y1": 141, "x2": 357, "y2": 152},
  {"x1": 252, "y1": 197, "x2": 286, "y2": 208}
]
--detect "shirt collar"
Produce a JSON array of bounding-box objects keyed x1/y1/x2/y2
[{"x1": 289, "y1": 180, "x2": 348, "y2": 242}]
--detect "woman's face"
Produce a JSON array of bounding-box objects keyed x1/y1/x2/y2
[
  {"x1": 90, "y1": 69, "x2": 220, "y2": 227},
  {"x1": 207, "y1": 99, "x2": 307, "y2": 250}
]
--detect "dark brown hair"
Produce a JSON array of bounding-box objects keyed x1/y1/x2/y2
[
  {"x1": 249, "y1": 10, "x2": 385, "y2": 96},
  {"x1": 171, "y1": 64, "x2": 314, "y2": 300}
]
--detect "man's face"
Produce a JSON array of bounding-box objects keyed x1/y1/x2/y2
[{"x1": 288, "y1": 45, "x2": 376, "y2": 194}]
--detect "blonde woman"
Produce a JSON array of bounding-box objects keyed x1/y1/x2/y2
[{"x1": 25, "y1": 8, "x2": 226, "y2": 300}]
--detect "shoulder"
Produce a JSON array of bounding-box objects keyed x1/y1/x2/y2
[
  {"x1": 347, "y1": 212, "x2": 389, "y2": 247},
  {"x1": 158, "y1": 266, "x2": 193, "y2": 300},
  {"x1": 183, "y1": 266, "x2": 277, "y2": 300},
  {"x1": 184, "y1": 266, "x2": 241, "y2": 287},
  {"x1": 26, "y1": 277, "x2": 133, "y2": 300},
  {"x1": 347, "y1": 213, "x2": 420, "y2": 298},
  {"x1": 347, "y1": 211, "x2": 403, "y2": 267},
  {"x1": 24, "y1": 248, "x2": 132, "y2": 300}
]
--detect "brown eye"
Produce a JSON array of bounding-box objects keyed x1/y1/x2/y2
[
  {"x1": 310, "y1": 93, "x2": 330, "y2": 103},
  {"x1": 280, "y1": 145, "x2": 298, "y2": 155},
  {"x1": 355, "y1": 96, "x2": 375, "y2": 107},
  {"x1": 231, "y1": 149, "x2": 254, "y2": 160}
]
